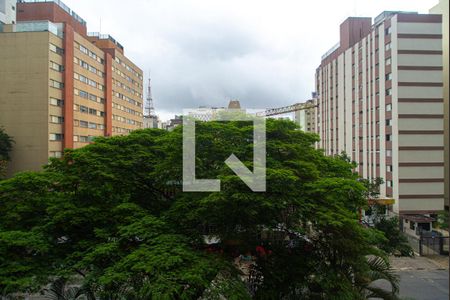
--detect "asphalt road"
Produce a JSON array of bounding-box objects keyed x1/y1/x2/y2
[
  {"x1": 396, "y1": 270, "x2": 449, "y2": 300},
  {"x1": 373, "y1": 256, "x2": 449, "y2": 300}
]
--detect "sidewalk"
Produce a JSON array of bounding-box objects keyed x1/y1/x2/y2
[{"x1": 390, "y1": 255, "x2": 449, "y2": 271}]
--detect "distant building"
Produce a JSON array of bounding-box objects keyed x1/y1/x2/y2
[
  {"x1": 0, "y1": 0, "x2": 16, "y2": 26},
  {"x1": 294, "y1": 99, "x2": 316, "y2": 132},
  {"x1": 315, "y1": 11, "x2": 444, "y2": 216},
  {"x1": 188, "y1": 100, "x2": 244, "y2": 121},
  {"x1": 0, "y1": 0, "x2": 143, "y2": 176},
  {"x1": 430, "y1": 0, "x2": 449, "y2": 211}
]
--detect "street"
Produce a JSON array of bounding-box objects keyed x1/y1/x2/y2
[{"x1": 374, "y1": 256, "x2": 449, "y2": 300}]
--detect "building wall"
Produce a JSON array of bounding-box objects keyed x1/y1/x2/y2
[
  {"x1": 315, "y1": 13, "x2": 444, "y2": 215},
  {"x1": 0, "y1": 31, "x2": 52, "y2": 175},
  {"x1": 1, "y1": 2, "x2": 144, "y2": 176},
  {"x1": 430, "y1": 0, "x2": 449, "y2": 211},
  {"x1": 0, "y1": 0, "x2": 16, "y2": 25}
]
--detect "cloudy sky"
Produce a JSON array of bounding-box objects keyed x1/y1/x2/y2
[{"x1": 65, "y1": 0, "x2": 437, "y2": 120}]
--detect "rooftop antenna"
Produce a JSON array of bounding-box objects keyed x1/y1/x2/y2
[{"x1": 146, "y1": 72, "x2": 156, "y2": 117}]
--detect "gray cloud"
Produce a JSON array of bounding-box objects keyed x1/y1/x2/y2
[{"x1": 64, "y1": 0, "x2": 437, "y2": 119}]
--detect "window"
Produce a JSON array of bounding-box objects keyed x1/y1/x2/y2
[
  {"x1": 80, "y1": 120, "x2": 88, "y2": 128},
  {"x1": 50, "y1": 151, "x2": 63, "y2": 158},
  {"x1": 49, "y1": 98, "x2": 64, "y2": 106},
  {"x1": 80, "y1": 105, "x2": 88, "y2": 113},
  {"x1": 89, "y1": 94, "x2": 97, "y2": 102},
  {"x1": 386, "y1": 88, "x2": 392, "y2": 96},
  {"x1": 386, "y1": 134, "x2": 392, "y2": 141},
  {"x1": 50, "y1": 61, "x2": 64, "y2": 72},
  {"x1": 49, "y1": 43, "x2": 64, "y2": 55},
  {"x1": 49, "y1": 133, "x2": 63, "y2": 141},
  {"x1": 89, "y1": 108, "x2": 97, "y2": 115},
  {"x1": 386, "y1": 119, "x2": 392, "y2": 126},
  {"x1": 73, "y1": 135, "x2": 79, "y2": 142},
  {"x1": 385, "y1": 27, "x2": 391, "y2": 36},
  {"x1": 386, "y1": 180, "x2": 393, "y2": 188},
  {"x1": 385, "y1": 57, "x2": 391, "y2": 66},
  {"x1": 387, "y1": 165, "x2": 393, "y2": 172},
  {"x1": 386, "y1": 150, "x2": 392, "y2": 157},
  {"x1": 386, "y1": 104, "x2": 392, "y2": 111},
  {"x1": 409, "y1": 221, "x2": 415, "y2": 230},
  {"x1": 385, "y1": 43, "x2": 391, "y2": 51},
  {"x1": 79, "y1": 136, "x2": 89, "y2": 143},
  {"x1": 78, "y1": 90, "x2": 88, "y2": 98},
  {"x1": 88, "y1": 122, "x2": 97, "y2": 129},
  {"x1": 50, "y1": 115, "x2": 64, "y2": 124},
  {"x1": 385, "y1": 73, "x2": 392, "y2": 81},
  {"x1": 50, "y1": 80, "x2": 64, "y2": 89}
]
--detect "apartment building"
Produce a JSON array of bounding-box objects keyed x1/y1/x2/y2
[
  {"x1": 294, "y1": 99, "x2": 316, "y2": 132},
  {"x1": 0, "y1": 0, "x2": 16, "y2": 25},
  {"x1": 315, "y1": 11, "x2": 444, "y2": 216},
  {"x1": 430, "y1": 0, "x2": 449, "y2": 211},
  {"x1": 0, "y1": 0, "x2": 143, "y2": 176}
]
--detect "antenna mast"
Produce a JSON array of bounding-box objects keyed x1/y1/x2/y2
[{"x1": 146, "y1": 75, "x2": 156, "y2": 117}]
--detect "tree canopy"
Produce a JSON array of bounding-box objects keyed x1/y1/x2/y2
[
  {"x1": 0, "y1": 119, "x2": 398, "y2": 299},
  {"x1": 0, "y1": 127, "x2": 14, "y2": 179}
]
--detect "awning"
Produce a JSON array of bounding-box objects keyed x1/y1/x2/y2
[
  {"x1": 368, "y1": 198, "x2": 395, "y2": 205},
  {"x1": 402, "y1": 214, "x2": 435, "y2": 223}
]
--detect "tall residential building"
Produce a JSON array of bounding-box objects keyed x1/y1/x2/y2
[
  {"x1": 0, "y1": 0, "x2": 16, "y2": 25},
  {"x1": 430, "y1": 0, "x2": 449, "y2": 211},
  {"x1": 315, "y1": 12, "x2": 444, "y2": 216},
  {"x1": 0, "y1": 0, "x2": 143, "y2": 176},
  {"x1": 294, "y1": 99, "x2": 316, "y2": 132}
]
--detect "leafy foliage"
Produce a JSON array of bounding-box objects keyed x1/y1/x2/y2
[
  {"x1": 0, "y1": 119, "x2": 398, "y2": 299},
  {"x1": 0, "y1": 127, "x2": 14, "y2": 178}
]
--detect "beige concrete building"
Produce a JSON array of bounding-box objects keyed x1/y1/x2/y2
[
  {"x1": 0, "y1": 0, "x2": 143, "y2": 176},
  {"x1": 294, "y1": 99, "x2": 316, "y2": 132},
  {"x1": 315, "y1": 12, "x2": 444, "y2": 216},
  {"x1": 430, "y1": 0, "x2": 449, "y2": 211}
]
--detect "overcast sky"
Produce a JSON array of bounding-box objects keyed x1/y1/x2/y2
[{"x1": 64, "y1": 0, "x2": 437, "y2": 120}]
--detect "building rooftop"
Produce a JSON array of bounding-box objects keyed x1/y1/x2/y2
[
  {"x1": 87, "y1": 32, "x2": 124, "y2": 51},
  {"x1": 17, "y1": 0, "x2": 86, "y2": 25}
]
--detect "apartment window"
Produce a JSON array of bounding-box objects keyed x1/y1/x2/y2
[
  {"x1": 386, "y1": 134, "x2": 392, "y2": 141},
  {"x1": 385, "y1": 43, "x2": 391, "y2": 51},
  {"x1": 50, "y1": 115, "x2": 64, "y2": 124},
  {"x1": 50, "y1": 80, "x2": 64, "y2": 89},
  {"x1": 79, "y1": 90, "x2": 88, "y2": 98},
  {"x1": 79, "y1": 136, "x2": 89, "y2": 143},
  {"x1": 386, "y1": 180, "x2": 393, "y2": 188},
  {"x1": 79, "y1": 44, "x2": 88, "y2": 55},
  {"x1": 49, "y1": 98, "x2": 64, "y2": 106},
  {"x1": 89, "y1": 94, "x2": 97, "y2": 102},
  {"x1": 50, "y1": 151, "x2": 63, "y2": 158},
  {"x1": 50, "y1": 61, "x2": 64, "y2": 72},
  {"x1": 49, "y1": 133, "x2": 63, "y2": 141},
  {"x1": 49, "y1": 43, "x2": 64, "y2": 55},
  {"x1": 73, "y1": 135, "x2": 79, "y2": 142},
  {"x1": 89, "y1": 108, "x2": 97, "y2": 115},
  {"x1": 386, "y1": 88, "x2": 392, "y2": 96},
  {"x1": 385, "y1": 27, "x2": 391, "y2": 36},
  {"x1": 386, "y1": 150, "x2": 392, "y2": 157},
  {"x1": 386, "y1": 119, "x2": 392, "y2": 126},
  {"x1": 80, "y1": 105, "x2": 88, "y2": 113},
  {"x1": 88, "y1": 122, "x2": 97, "y2": 129},
  {"x1": 385, "y1": 73, "x2": 392, "y2": 81},
  {"x1": 74, "y1": 104, "x2": 79, "y2": 111},
  {"x1": 80, "y1": 120, "x2": 88, "y2": 128},
  {"x1": 386, "y1": 104, "x2": 392, "y2": 111},
  {"x1": 387, "y1": 165, "x2": 393, "y2": 172},
  {"x1": 385, "y1": 57, "x2": 391, "y2": 66}
]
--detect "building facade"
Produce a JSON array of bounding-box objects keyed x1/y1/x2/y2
[
  {"x1": 315, "y1": 12, "x2": 444, "y2": 215},
  {"x1": 294, "y1": 99, "x2": 316, "y2": 132},
  {"x1": 0, "y1": 0, "x2": 143, "y2": 176},
  {"x1": 430, "y1": 0, "x2": 449, "y2": 211},
  {"x1": 0, "y1": 0, "x2": 16, "y2": 25}
]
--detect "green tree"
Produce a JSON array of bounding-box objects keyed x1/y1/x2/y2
[
  {"x1": 0, "y1": 127, "x2": 13, "y2": 178},
  {"x1": 0, "y1": 119, "x2": 398, "y2": 299},
  {"x1": 374, "y1": 216, "x2": 414, "y2": 257}
]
